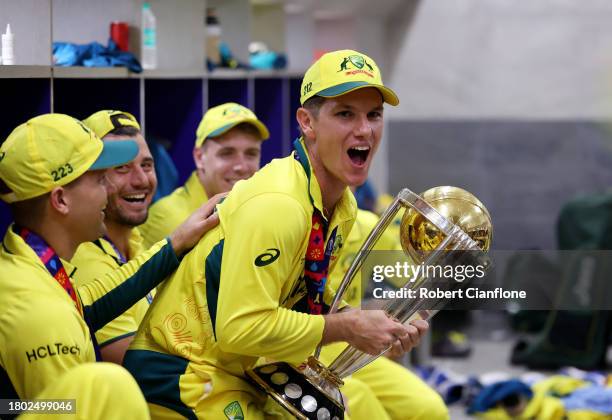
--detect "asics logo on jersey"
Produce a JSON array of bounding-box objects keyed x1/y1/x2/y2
[{"x1": 254, "y1": 248, "x2": 280, "y2": 267}]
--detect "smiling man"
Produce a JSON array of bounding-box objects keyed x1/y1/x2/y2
[
  {"x1": 139, "y1": 102, "x2": 269, "y2": 248},
  {"x1": 124, "y1": 50, "x2": 428, "y2": 419},
  {"x1": 71, "y1": 110, "x2": 160, "y2": 364},
  {"x1": 0, "y1": 113, "x2": 219, "y2": 418}
]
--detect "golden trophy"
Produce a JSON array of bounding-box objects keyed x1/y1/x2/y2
[{"x1": 247, "y1": 186, "x2": 493, "y2": 420}]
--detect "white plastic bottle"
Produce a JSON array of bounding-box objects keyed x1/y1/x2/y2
[
  {"x1": 2, "y1": 24, "x2": 14, "y2": 65},
  {"x1": 141, "y1": 2, "x2": 157, "y2": 69}
]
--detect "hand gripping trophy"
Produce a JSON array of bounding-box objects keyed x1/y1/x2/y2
[{"x1": 247, "y1": 186, "x2": 493, "y2": 420}]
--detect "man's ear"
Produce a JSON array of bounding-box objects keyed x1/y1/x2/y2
[
  {"x1": 296, "y1": 107, "x2": 316, "y2": 141},
  {"x1": 49, "y1": 187, "x2": 70, "y2": 216},
  {"x1": 193, "y1": 146, "x2": 205, "y2": 171}
]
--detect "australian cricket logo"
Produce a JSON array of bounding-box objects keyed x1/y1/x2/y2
[
  {"x1": 224, "y1": 401, "x2": 244, "y2": 420},
  {"x1": 339, "y1": 55, "x2": 375, "y2": 77}
]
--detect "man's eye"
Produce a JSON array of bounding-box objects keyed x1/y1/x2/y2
[{"x1": 336, "y1": 111, "x2": 352, "y2": 118}]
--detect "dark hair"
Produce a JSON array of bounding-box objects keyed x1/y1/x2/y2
[
  {"x1": 10, "y1": 192, "x2": 50, "y2": 226},
  {"x1": 298, "y1": 96, "x2": 327, "y2": 139},
  {"x1": 302, "y1": 95, "x2": 326, "y2": 118},
  {"x1": 108, "y1": 113, "x2": 140, "y2": 136},
  {"x1": 108, "y1": 126, "x2": 139, "y2": 136}
]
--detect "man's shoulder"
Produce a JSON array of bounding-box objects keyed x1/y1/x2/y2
[
  {"x1": 225, "y1": 155, "x2": 308, "y2": 208},
  {"x1": 71, "y1": 240, "x2": 117, "y2": 283},
  {"x1": 0, "y1": 243, "x2": 44, "y2": 286}
]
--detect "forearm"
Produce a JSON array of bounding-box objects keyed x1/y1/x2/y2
[{"x1": 321, "y1": 310, "x2": 355, "y2": 345}]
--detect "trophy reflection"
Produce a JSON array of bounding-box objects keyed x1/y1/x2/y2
[{"x1": 247, "y1": 186, "x2": 493, "y2": 420}]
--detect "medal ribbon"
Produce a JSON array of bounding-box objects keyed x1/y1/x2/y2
[
  {"x1": 16, "y1": 225, "x2": 83, "y2": 316},
  {"x1": 303, "y1": 210, "x2": 338, "y2": 315}
]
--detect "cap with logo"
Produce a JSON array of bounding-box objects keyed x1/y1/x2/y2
[
  {"x1": 0, "y1": 113, "x2": 138, "y2": 203},
  {"x1": 300, "y1": 49, "x2": 399, "y2": 106},
  {"x1": 195, "y1": 102, "x2": 270, "y2": 148},
  {"x1": 82, "y1": 110, "x2": 141, "y2": 140}
]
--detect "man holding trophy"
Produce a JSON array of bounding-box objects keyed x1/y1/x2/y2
[{"x1": 123, "y1": 49, "x2": 429, "y2": 419}]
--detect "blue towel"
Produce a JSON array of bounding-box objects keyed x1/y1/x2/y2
[
  {"x1": 468, "y1": 379, "x2": 533, "y2": 414},
  {"x1": 53, "y1": 39, "x2": 142, "y2": 73},
  {"x1": 562, "y1": 386, "x2": 612, "y2": 414}
]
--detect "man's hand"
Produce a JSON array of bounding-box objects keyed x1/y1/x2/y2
[
  {"x1": 169, "y1": 193, "x2": 225, "y2": 255},
  {"x1": 385, "y1": 319, "x2": 429, "y2": 360},
  {"x1": 323, "y1": 309, "x2": 424, "y2": 356}
]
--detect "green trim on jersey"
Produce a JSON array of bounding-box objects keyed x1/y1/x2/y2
[
  {"x1": 205, "y1": 239, "x2": 225, "y2": 339},
  {"x1": 123, "y1": 349, "x2": 196, "y2": 420}
]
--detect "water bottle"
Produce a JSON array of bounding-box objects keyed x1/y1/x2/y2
[
  {"x1": 2, "y1": 24, "x2": 14, "y2": 65},
  {"x1": 141, "y1": 2, "x2": 157, "y2": 69}
]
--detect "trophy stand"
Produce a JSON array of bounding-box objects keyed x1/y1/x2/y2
[{"x1": 247, "y1": 187, "x2": 493, "y2": 420}]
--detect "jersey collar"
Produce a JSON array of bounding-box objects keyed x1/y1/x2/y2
[
  {"x1": 293, "y1": 137, "x2": 356, "y2": 225},
  {"x1": 185, "y1": 171, "x2": 209, "y2": 210},
  {"x1": 4, "y1": 224, "x2": 77, "y2": 276}
]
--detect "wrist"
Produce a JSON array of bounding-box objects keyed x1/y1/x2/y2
[{"x1": 168, "y1": 232, "x2": 184, "y2": 256}]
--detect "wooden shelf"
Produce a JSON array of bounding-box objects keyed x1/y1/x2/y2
[
  {"x1": 52, "y1": 66, "x2": 129, "y2": 79},
  {"x1": 0, "y1": 65, "x2": 52, "y2": 78}
]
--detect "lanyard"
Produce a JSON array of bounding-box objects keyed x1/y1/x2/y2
[
  {"x1": 303, "y1": 211, "x2": 338, "y2": 315},
  {"x1": 17, "y1": 225, "x2": 83, "y2": 316},
  {"x1": 16, "y1": 225, "x2": 101, "y2": 361}
]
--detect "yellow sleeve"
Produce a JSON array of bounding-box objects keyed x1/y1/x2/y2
[
  {"x1": 77, "y1": 239, "x2": 178, "y2": 332},
  {"x1": 215, "y1": 194, "x2": 325, "y2": 365},
  {"x1": 72, "y1": 243, "x2": 148, "y2": 346},
  {"x1": 0, "y1": 293, "x2": 94, "y2": 399}
]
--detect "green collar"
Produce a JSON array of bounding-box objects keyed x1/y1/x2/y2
[{"x1": 293, "y1": 138, "x2": 356, "y2": 225}]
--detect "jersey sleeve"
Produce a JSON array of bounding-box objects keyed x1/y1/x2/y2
[
  {"x1": 0, "y1": 293, "x2": 93, "y2": 399},
  {"x1": 215, "y1": 193, "x2": 325, "y2": 365},
  {"x1": 77, "y1": 239, "x2": 179, "y2": 332}
]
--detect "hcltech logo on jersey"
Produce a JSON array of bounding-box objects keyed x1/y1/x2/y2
[
  {"x1": 254, "y1": 248, "x2": 280, "y2": 267},
  {"x1": 25, "y1": 343, "x2": 81, "y2": 363}
]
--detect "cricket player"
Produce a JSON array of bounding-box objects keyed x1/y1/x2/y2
[
  {"x1": 71, "y1": 110, "x2": 158, "y2": 364},
  {"x1": 124, "y1": 49, "x2": 428, "y2": 419},
  {"x1": 139, "y1": 102, "x2": 269, "y2": 248},
  {"x1": 0, "y1": 114, "x2": 219, "y2": 417}
]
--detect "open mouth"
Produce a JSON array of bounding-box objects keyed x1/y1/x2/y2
[
  {"x1": 122, "y1": 193, "x2": 147, "y2": 204},
  {"x1": 347, "y1": 145, "x2": 371, "y2": 166}
]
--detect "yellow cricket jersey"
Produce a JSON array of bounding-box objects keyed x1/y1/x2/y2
[
  {"x1": 0, "y1": 226, "x2": 180, "y2": 400},
  {"x1": 71, "y1": 228, "x2": 152, "y2": 346},
  {"x1": 140, "y1": 172, "x2": 208, "y2": 249},
  {"x1": 328, "y1": 209, "x2": 400, "y2": 307},
  {"x1": 124, "y1": 138, "x2": 357, "y2": 418}
]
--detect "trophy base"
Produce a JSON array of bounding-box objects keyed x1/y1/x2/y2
[{"x1": 246, "y1": 358, "x2": 345, "y2": 420}]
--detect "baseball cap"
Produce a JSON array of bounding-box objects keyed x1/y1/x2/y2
[
  {"x1": 0, "y1": 113, "x2": 138, "y2": 203},
  {"x1": 195, "y1": 102, "x2": 270, "y2": 148},
  {"x1": 300, "y1": 49, "x2": 399, "y2": 106},
  {"x1": 82, "y1": 110, "x2": 141, "y2": 139}
]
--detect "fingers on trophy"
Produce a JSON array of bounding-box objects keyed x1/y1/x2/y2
[{"x1": 247, "y1": 186, "x2": 493, "y2": 420}]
